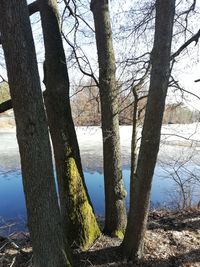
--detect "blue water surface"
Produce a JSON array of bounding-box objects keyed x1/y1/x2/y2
[
  {"x1": 1, "y1": 164, "x2": 199, "y2": 235},
  {"x1": 0, "y1": 167, "x2": 170, "y2": 221}
]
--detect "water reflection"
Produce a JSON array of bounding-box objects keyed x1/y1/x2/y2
[
  {"x1": 0, "y1": 168, "x2": 171, "y2": 221},
  {"x1": 0, "y1": 164, "x2": 199, "y2": 235}
]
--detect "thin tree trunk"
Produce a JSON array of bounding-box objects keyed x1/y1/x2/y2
[
  {"x1": 0, "y1": 1, "x2": 71, "y2": 267},
  {"x1": 91, "y1": 0, "x2": 127, "y2": 237},
  {"x1": 122, "y1": 0, "x2": 175, "y2": 261},
  {"x1": 39, "y1": 0, "x2": 101, "y2": 249}
]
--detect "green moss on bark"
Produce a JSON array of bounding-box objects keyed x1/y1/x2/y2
[
  {"x1": 113, "y1": 230, "x2": 124, "y2": 239},
  {"x1": 66, "y1": 156, "x2": 101, "y2": 250}
]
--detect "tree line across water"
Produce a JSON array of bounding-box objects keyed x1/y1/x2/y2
[
  {"x1": 0, "y1": 0, "x2": 199, "y2": 266},
  {"x1": 1, "y1": 81, "x2": 199, "y2": 125}
]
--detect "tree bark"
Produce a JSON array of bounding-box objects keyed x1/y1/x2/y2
[
  {"x1": 0, "y1": 1, "x2": 39, "y2": 44},
  {"x1": 39, "y1": 0, "x2": 101, "y2": 250},
  {"x1": 0, "y1": 1, "x2": 71, "y2": 267},
  {"x1": 122, "y1": 0, "x2": 175, "y2": 261},
  {"x1": 91, "y1": 0, "x2": 127, "y2": 237},
  {"x1": 0, "y1": 99, "x2": 12, "y2": 113}
]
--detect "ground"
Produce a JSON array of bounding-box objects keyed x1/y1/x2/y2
[{"x1": 0, "y1": 210, "x2": 200, "y2": 267}]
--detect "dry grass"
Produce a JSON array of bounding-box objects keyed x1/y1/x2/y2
[{"x1": 1, "y1": 210, "x2": 200, "y2": 267}]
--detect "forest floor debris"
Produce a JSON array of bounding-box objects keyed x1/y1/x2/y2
[{"x1": 0, "y1": 209, "x2": 200, "y2": 267}]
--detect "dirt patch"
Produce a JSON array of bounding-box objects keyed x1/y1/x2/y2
[{"x1": 0, "y1": 210, "x2": 200, "y2": 267}]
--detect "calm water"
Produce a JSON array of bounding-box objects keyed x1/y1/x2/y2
[
  {"x1": 0, "y1": 164, "x2": 198, "y2": 235},
  {"x1": 0, "y1": 166, "x2": 174, "y2": 235},
  {"x1": 1, "y1": 126, "x2": 200, "y2": 235}
]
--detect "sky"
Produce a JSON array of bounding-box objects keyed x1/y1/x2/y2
[{"x1": 1, "y1": 0, "x2": 200, "y2": 111}]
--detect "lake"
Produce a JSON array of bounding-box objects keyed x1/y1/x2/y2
[
  {"x1": 0, "y1": 166, "x2": 173, "y2": 235},
  {"x1": 0, "y1": 125, "x2": 200, "y2": 235}
]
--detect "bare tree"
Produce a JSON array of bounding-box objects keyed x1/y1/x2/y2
[
  {"x1": 39, "y1": 0, "x2": 100, "y2": 249},
  {"x1": 160, "y1": 149, "x2": 200, "y2": 210},
  {"x1": 91, "y1": 0, "x2": 127, "y2": 237},
  {"x1": 121, "y1": 0, "x2": 175, "y2": 261},
  {"x1": 0, "y1": 1, "x2": 71, "y2": 266}
]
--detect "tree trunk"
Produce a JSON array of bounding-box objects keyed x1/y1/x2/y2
[
  {"x1": 122, "y1": 0, "x2": 175, "y2": 261},
  {"x1": 0, "y1": 1, "x2": 71, "y2": 267},
  {"x1": 39, "y1": 0, "x2": 101, "y2": 249},
  {"x1": 91, "y1": 0, "x2": 127, "y2": 237}
]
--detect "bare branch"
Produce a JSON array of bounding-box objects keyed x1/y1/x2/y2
[
  {"x1": 61, "y1": 31, "x2": 99, "y2": 87},
  {"x1": 0, "y1": 99, "x2": 12, "y2": 113},
  {"x1": 171, "y1": 29, "x2": 200, "y2": 59}
]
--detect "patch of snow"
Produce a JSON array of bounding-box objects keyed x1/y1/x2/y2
[{"x1": 0, "y1": 121, "x2": 200, "y2": 172}]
